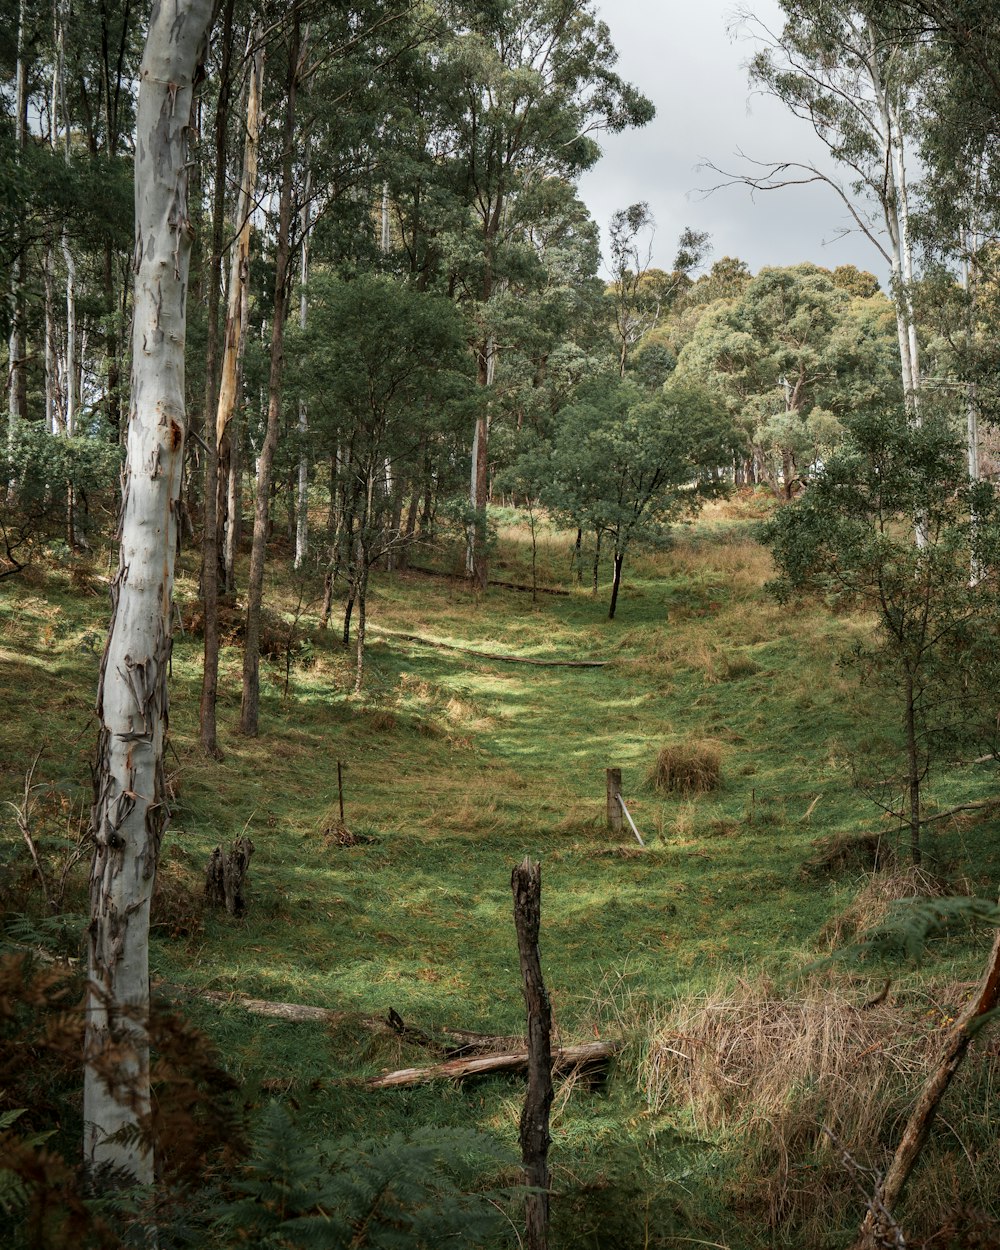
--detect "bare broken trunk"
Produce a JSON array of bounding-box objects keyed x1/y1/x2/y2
[
  {"x1": 512, "y1": 856, "x2": 554, "y2": 1250},
  {"x1": 852, "y1": 928, "x2": 1000, "y2": 1249},
  {"x1": 84, "y1": 0, "x2": 215, "y2": 1184},
  {"x1": 204, "y1": 835, "x2": 254, "y2": 916}
]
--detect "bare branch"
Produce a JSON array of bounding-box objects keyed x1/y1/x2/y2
[{"x1": 696, "y1": 152, "x2": 892, "y2": 265}]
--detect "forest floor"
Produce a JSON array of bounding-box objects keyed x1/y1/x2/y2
[{"x1": 2, "y1": 493, "x2": 1000, "y2": 1247}]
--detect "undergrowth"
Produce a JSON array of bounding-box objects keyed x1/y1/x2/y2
[{"x1": 2, "y1": 498, "x2": 1000, "y2": 1247}]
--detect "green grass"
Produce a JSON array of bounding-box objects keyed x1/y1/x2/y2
[{"x1": 3, "y1": 500, "x2": 1000, "y2": 1247}]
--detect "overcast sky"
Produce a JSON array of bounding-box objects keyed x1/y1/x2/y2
[{"x1": 577, "y1": 0, "x2": 887, "y2": 285}]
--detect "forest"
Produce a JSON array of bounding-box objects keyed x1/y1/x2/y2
[{"x1": 4, "y1": 0, "x2": 1000, "y2": 1247}]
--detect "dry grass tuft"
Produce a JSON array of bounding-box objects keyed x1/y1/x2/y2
[
  {"x1": 650, "y1": 740, "x2": 722, "y2": 794},
  {"x1": 823, "y1": 864, "x2": 971, "y2": 947},
  {"x1": 802, "y1": 831, "x2": 895, "y2": 878},
  {"x1": 641, "y1": 977, "x2": 924, "y2": 1125},
  {"x1": 639, "y1": 978, "x2": 929, "y2": 1234},
  {"x1": 151, "y1": 860, "x2": 205, "y2": 939},
  {"x1": 322, "y1": 823, "x2": 374, "y2": 848}
]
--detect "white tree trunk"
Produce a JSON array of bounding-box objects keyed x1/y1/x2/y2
[
  {"x1": 865, "y1": 22, "x2": 925, "y2": 546},
  {"x1": 7, "y1": 0, "x2": 28, "y2": 460},
  {"x1": 217, "y1": 24, "x2": 263, "y2": 588},
  {"x1": 466, "y1": 335, "x2": 495, "y2": 579},
  {"x1": 84, "y1": 0, "x2": 215, "y2": 1183},
  {"x1": 294, "y1": 156, "x2": 312, "y2": 570},
  {"x1": 57, "y1": 0, "x2": 78, "y2": 435}
]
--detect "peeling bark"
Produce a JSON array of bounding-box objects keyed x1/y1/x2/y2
[
  {"x1": 202, "y1": 22, "x2": 262, "y2": 751},
  {"x1": 84, "y1": 0, "x2": 215, "y2": 1184}
]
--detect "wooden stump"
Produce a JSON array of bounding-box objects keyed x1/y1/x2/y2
[
  {"x1": 204, "y1": 835, "x2": 254, "y2": 916},
  {"x1": 512, "y1": 856, "x2": 553, "y2": 1250},
  {"x1": 606, "y1": 768, "x2": 623, "y2": 833}
]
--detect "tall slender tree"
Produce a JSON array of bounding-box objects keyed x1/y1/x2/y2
[
  {"x1": 85, "y1": 0, "x2": 215, "y2": 1182},
  {"x1": 240, "y1": 9, "x2": 302, "y2": 737}
]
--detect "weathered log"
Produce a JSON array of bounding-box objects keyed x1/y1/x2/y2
[
  {"x1": 199, "y1": 990, "x2": 346, "y2": 1023},
  {"x1": 513, "y1": 856, "x2": 553, "y2": 1250},
  {"x1": 367, "y1": 1041, "x2": 616, "y2": 1089},
  {"x1": 405, "y1": 564, "x2": 571, "y2": 596},
  {"x1": 194, "y1": 993, "x2": 524, "y2": 1053}
]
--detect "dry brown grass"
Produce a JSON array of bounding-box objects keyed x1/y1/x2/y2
[
  {"x1": 639, "y1": 978, "x2": 929, "y2": 1234},
  {"x1": 586, "y1": 964, "x2": 1000, "y2": 1242},
  {"x1": 649, "y1": 740, "x2": 722, "y2": 794},
  {"x1": 802, "y1": 831, "x2": 896, "y2": 879},
  {"x1": 823, "y1": 864, "x2": 972, "y2": 947}
]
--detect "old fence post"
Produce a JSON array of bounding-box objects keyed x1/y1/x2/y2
[
  {"x1": 511, "y1": 856, "x2": 554, "y2": 1250},
  {"x1": 606, "y1": 768, "x2": 623, "y2": 833}
]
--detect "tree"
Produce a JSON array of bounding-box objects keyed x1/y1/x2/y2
[
  {"x1": 426, "y1": 0, "x2": 654, "y2": 587},
  {"x1": 200, "y1": 15, "x2": 264, "y2": 759},
  {"x1": 84, "y1": 0, "x2": 215, "y2": 1183},
  {"x1": 240, "y1": 9, "x2": 302, "y2": 738},
  {"x1": 294, "y1": 273, "x2": 471, "y2": 690},
  {"x1": 763, "y1": 406, "x2": 1000, "y2": 864},
  {"x1": 522, "y1": 376, "x2": 735, "y2": 618},
  {"x1": 675, "y1": 264, "x2": 899, "y2": 492},
  {"x1": 707, "y1": 1, "x2": 926, "y2": 419},
  {"x1": 607, "y1": 203, "x2": 710, "y2": 377}
]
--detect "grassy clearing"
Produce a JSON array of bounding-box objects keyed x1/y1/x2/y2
[{"x1": 3, "y1": 498, "x2": 1000, "y2": 1246}]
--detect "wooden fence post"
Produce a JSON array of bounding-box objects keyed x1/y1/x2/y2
[
  {"x1": 606, "y1": 768, "x2": 623, "y2": 833},
  {"x1": 512, "y1": 856, "x2": 553, "y2": 1250}
]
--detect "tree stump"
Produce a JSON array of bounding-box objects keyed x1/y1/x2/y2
[{"x1": 205, "y1": 835, "x2": 254, "y2": 916}]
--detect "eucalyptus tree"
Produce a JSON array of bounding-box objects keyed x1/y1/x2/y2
[
  {"x1": 293, "y1": 272, "x2": 472, "y2": 689},
  {"x1": 479, "y1": 178, "x2": 607, "y2": 441},
  {"x1": 415, "y1": 0, "x2": 653, "y2": 587},
  {"x1": 234, "y1": 0, "x2": 424, "y2": 733},
  {"x1": 675, "y1": 263, "x2": 899, "y2": 493},
  {"x1": 239, "y1": 6, "x2": 303, "y2": 737},
  {"x1": 607, "y1": 203, "x2": 710, "y2": 377},
  {"x1": 200, "y1": 9, "x2": 262, "y2": 759},
  {"x1": 518, "y1": 376, "x2": 736, "y2": 618},
  {"x1": 708, "y1": 1, "x2": 926, "y2": 418},
  {"x1": 764, "y1": 406, "x2": 1000, "y2": 865},
  {"x1": 85, "y1": 0, "x2": 215, "y2": 1183}
]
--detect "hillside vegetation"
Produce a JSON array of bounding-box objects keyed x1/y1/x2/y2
[{"x1": 3, "y1": 500, "x2": 1000, "y2": 1248}]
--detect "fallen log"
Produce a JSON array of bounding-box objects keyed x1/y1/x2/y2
[
  {"x1": 367, "y1": 1040, "x2": 618, "y2": 1089},
  {"x1": 192, "y1": 993, "x2": 520, "y2": 1054},
  {"x1": 198, "y1": 990, "x2": 349, "y2": 1024}
]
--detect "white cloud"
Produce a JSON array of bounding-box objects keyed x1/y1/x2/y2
[{"x1": 578, "y1": 0, "x2": 889, "y2": 284}]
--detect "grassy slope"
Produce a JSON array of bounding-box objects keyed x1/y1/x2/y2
[{"x1": 2, "y1": 498, "x2": 999, "y2": 1247}]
